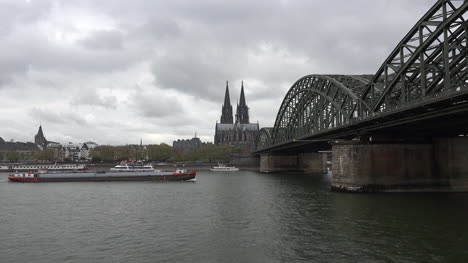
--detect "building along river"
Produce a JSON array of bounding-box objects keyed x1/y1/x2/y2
[{"x1": 0, "y1": 171, "x2": 467, "y2": 262}]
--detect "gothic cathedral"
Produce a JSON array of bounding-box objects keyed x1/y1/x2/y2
[{"x1": 214, "y1": 81, "x2": 259, "y2": 150}]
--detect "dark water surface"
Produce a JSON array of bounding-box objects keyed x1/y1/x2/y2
[{"x1": 1, "y1": 171, "x2": 467, "y2": 263}]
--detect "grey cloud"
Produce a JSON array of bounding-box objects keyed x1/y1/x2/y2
[
  {"x1": 133, "y1": 18, "x2": 181, "y2": 40},
  {"x1": 130, "y1": 89, "x2": 184, "y2": 118},
  {"x1": 0, "y1": 33, "x2": 147, "y2": 89},
  {"x1": 0, "y1": 0, "x2": 438, "y2": 144},
  {"x1": 71, "y1": 89, "x2": 117, "y2": 109},
  {"x1": 26, "y1": 41, "x2": 143, "y2": 74},
  {"x1": 152, "y1": 49, "x2": 242, "y2": 102},
  {"x1": 0, "y1": 0, "x2": 53, "y2": 37},
  {"x1": 80, "y1": 30, "x2": 124, "y2": 51},
  {"x1": 0, "y1": 0, "x2": 435, "y2": 91},
  {"x1": 147, "y1": 0, "x2": 437, "y2": 104},
  {"x1": 29, "y1": 108, "x2": 88, "y2": 126}
]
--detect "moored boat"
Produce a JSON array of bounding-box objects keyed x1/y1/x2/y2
[
  {"x1": 210, "y1": 163, "x2": 239, "y2": 172},
  {"x1": 8, "y1": 169, "x2": 196, "y2": 183},
  {"x1": 110, "y1": 163, "x2": 154, "y2": 172},
  {"x1": 1, "y1": 163, "x2": 87, "y2": 172}
]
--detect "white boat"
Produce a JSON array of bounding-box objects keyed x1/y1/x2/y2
[
  {"x1": 110, "y1": 163, "x2": 155, "y2": 172},
  {"x1": 210, "y1": 163, "x2": 239, "y2": 172},
  {"x1": 3, "y1": 163, "x2": 87, "y2": 172}
]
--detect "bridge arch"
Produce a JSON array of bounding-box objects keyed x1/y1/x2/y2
[
  {"x1": 363, "y1": 0, "x2": 468, "y2": 113},
  {"x1": 256, "y1": 0, "x2": 468, "y2": 152},
  {"x1": 254, "y1": 128, "x2": 273, "y2": 151},
  {"x1": 271, "y1": 75, "x2": 371, "y2": 145}
]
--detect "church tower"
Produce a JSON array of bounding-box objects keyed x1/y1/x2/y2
[
  {"x1": 34, "y1": 125, "x2": 47, "y2": 147},
  {"x1": 235, "y1": 81, "x2": 249, "y2": 124},
  {"x1": 220, "y1": 81, "x2": 233, "y2": 124},
  {"x1": 215, "y1": 80, "x2": 258, "y2": 148}
]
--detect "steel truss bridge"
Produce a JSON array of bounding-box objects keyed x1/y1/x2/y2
[{"x1": 255, "y1": 0, "x2": 468, "y2": 154}]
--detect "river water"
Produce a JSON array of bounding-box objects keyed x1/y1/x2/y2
[{"x1": 0, "y1": 171, "x2": 467, "y2": 263}]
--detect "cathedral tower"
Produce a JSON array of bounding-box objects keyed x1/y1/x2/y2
[
  {"x1": 215, "y1": 81, "x2": 259, "y2": 149},
  {"x1": 220, "y1": 81, "x2": 233, "y2": 124},
  {"x1": 34, "y1": 125, "x2": 47, "y2": 147},
  {"x1": 235, "y1": 81, "x2": 249, "y2": 124}
]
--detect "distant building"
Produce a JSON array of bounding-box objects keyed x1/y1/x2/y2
[
  {"x1": 64, "y1": 143, "x2": 80, "y2": 161},
  {"x1": 80, "y1": 143, "x2": 89, "y2": 160},
  {"x1": 64, "y1": 142, "x2": 93, "y2": 161},
  {"x1": 34, "y1": 125, "x2": 61, "y2": 149},
  {"x1": 34, "y1": 125, "x2": 47, "y2": 148},
  {"x1": 47, "y1": 141, "x2": 62, "y2": 148},
  {"x1": 84, "y1": 141, "x2": 98, "y2": 149},
  {"x1": 32, "y1": 125, "x2": 64, "y2": 160},
  {"x1": 1, "y1": 125, "x2": 97, "y2": 162},
  {"x1": 47, "y1": 142, "x2": 65, "y2": 161},
  {"x1": 214, "y1": 81, "x2": 259, "y2": 150},
  {"x1": 173, "y1": 135, "x2": 212, "y2": 152},
  {"x1": 0, "y1": 137, "x2": 38, "y2": 162}
]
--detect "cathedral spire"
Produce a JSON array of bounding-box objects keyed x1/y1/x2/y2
[
  {"x1": 34, "y1": 124, "x2": 47, "y2": 147},
  {"x1": 224, "y1": 81, "x2": 231, "y2": 107},
  {"x1": 220, "y1": 80, "x2": 233, "y2": 124},
  {"x1": 37, "y1": 125, "x2": 44, "y2": 137},
  {"x1": 235, "y1": 81, "x2": 250, "y2": 124},
  {"x1": 239, "y1": 81, "x2": 246, "y2": 107}
]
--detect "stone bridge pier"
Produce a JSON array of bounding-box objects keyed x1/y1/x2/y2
[
  {"x1": 331, "y1": 137, "x2": 468, "y2": 192},
  {"x1": 260, "y1": 152, "x2": 327, "y2": 173}
]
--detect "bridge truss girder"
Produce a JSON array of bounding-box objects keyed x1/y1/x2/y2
[
  {"x1": 255, "y1": 128, "x2": 273, "y2": 151},
  {"x1": 363, "y1": 0, "x2": 468, "y2": 113},
  {"x1": 256, "y1": 0, "x2": 468, "y2": 152},
  {"x1": 270, "y1": 75, "x2": 372, "y2": 146}
]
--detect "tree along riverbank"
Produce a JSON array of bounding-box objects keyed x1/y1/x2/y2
[{"x1": 89, "y1": 144, "x2": 245, "y2": 163}]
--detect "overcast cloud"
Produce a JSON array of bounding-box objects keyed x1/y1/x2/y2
[{"x1": 0, "y1": 0, "x2": 435, "y2": 145}]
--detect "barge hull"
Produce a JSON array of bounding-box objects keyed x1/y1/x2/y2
[{"x1": 8, "y1": 172, "x2": 196, "y2": 183}]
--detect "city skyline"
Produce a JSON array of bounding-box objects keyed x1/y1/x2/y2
[{"x1": 0, "y1": 0, "x2": 435, "y2": 145}]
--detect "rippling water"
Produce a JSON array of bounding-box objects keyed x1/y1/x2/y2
[{"x1": 1, "y1": 171, "x2": 467, "y2": 262}]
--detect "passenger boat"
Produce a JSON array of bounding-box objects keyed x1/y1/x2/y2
[
  {"x1": 210, "y1": 163, "x2": 239, "y2": 172},
  {"x1": 110, "y1": 163, "x2": 154, "y2": 171},
  {"x1": 8, "y1": 169, "x2": 196, "y2": 183},
  {"x1": 0, "y1": 163, "x2": 87, "y2": 172}
]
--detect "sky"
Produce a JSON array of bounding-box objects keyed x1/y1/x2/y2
[{"x1": 0, "y1": 0, "x2": 436, "y2": 145}]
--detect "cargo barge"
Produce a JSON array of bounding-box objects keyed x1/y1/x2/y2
[{"x1": 8, "y1": 169, "x2": 196, "y2": 183}]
